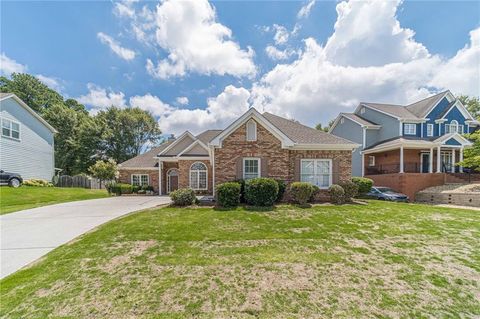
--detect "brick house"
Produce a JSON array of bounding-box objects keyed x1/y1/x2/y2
[{"x1": 119, "y1": 108, "x2": 359, "y2": 200}]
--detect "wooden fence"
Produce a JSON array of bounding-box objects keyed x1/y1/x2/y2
[{"x1": 55, "y1": 175, "x2": 112, "y2": 189}]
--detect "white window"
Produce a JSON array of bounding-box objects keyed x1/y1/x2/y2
[
  {"x1": 340, "y1": 118, "x2": 345, "y2": 124},
  {"x1": 131, "y1": 174, "x2": 149, "y2": 186},
  {"x1": 368, "y1": 156, "x2": 375, "y2": 167},
  {"x1": 361, "y1": 107, "x2": 366, "y2": 114},
  {"x1": 1, "y1": 118, "x2": 20, "y2": 139},
  {"x1": 445, "y1": 120, "x2": 463, "y2": 134},
  {"x1": 189, "y1": 162, "x2": 207, "y2": 190},
  {"x1": 300, "y1": 159, "x2": 332, "y2": 189},
  {"x1": 246, "y1": 119, "x2": 257, "y2": 141},
  {"x1": 404, "y1": 123, "x2": 416, "y2": 135},
  {"x1": 427, "y1": 123, "x2": 434, "y2": 137},
  {"x1": 243, "y1": 158, "x2": 260, "y2": 180}
]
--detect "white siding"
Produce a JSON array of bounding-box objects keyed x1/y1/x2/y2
[{"x1": 0, "y1": 98, "x2": 55, "y2": 180}]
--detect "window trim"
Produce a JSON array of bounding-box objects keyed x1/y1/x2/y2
[
  {"x1": 300, "y1": 158, "x2": 333, "y2": 189},
  {"x1": 1, "y1": 117, "x2": 21, "y2": 140},
  {"x1": 243, "y1": 157, "x2": 261, "y2": 180},
  {"x1": 404, "y1": 123, "x2": 416, "y2": 135},
  {"x1": 131, "y1": 174, "x2": 149, "y2": 186},
  {"x1": 246, "y1": 119, "x2": 257, "y2": 141},
  {"x1": 189, "y1": 161, "x2": 208, "y2": 190},
  {"x1": 368, "y1": 156, "x2": 375, "y2": 167},
  {"x1": 426, "y1": 123, "x2": 434, "y2": 137}
]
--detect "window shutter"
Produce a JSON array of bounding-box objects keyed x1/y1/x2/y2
[
  {"x1": 236, "y1": 157, "x2": 243, "y2": 179},
  {"x1": 294, "y1": 158, "x2": 301, "y2": 181},
  {"x1": 261, "y1": 158, "x2": 268, "y2": 177},
  {"x1": 332, "y1": 158, "x2": 340, "y2": 184}
]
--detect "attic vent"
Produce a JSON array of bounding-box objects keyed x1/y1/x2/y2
[
  {"x1": 246, "y1": 119, "x2": 257, "y2": 141},
  {"x1": 340, "y1": 118, "x2": 345, "y2": 124},
  {"x1": 361, "y1": 107, "x2": 366, "y2": 114}
]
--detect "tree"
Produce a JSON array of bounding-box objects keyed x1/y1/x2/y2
[
  {"x1": 458, "y1": 95, "x2": 480, "y2": 121},
  {"x1": 0, "y1": 73, "x2": 63, "y2": 113},
  {"x1": 88, "y1": 159, "x2": 119, "y2": 188},
  {"x1": 457, "y1": 130, "x2": 480, "y2": 172},
  {"x1": 316, "y1": 119, "x2": 335, "y2": 132}
]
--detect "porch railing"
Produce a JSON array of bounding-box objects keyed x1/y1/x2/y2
[{"x1": 366, "y1": 162, "x2": 462, "y2": 175}]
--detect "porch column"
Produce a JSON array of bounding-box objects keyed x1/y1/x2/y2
[
  {"x1": 451, "y1": 149, "x2": 455, "y2": 173},
  {"x1": 459, "y1": 148, "x2": 464, "y2": 173},
  {"x1": 429, "y1": 148, "x2": 433, "y2": 173},
  {"x1": 436, "y1": 146, "x2": 441, "y2": 173},
  {"x1": 158, "y1": 160, "x2": 163, "y2": 195},
  {"x1": 399, "y1": 146, "x2": 404, "y2": 173},
  {"x1": 361, "y1": 153, "x2": 365, "y2": 177}
]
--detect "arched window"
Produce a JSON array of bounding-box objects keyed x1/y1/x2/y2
[
  {"x1": 190, "y1": 162, "x2": 207, "y2": 190},
  {"x1": 246, "y1": 119, "x2": 257, "y2": 141},
  {"x1": 449, "y1": 120, "x2": 458, "y2": 134}
]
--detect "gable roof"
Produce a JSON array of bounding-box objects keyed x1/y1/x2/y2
[
  {"x1": 157, "y1": 129, "x2": 221, "y2": 158},
  {"x1": 196, "y1": 130, "x2": 222, "y2": 144},
  {"x1": 360, "y1": 102, "x2": 419, "y2": 120},
  {"x1": 119, "y1": 141, "x2": 172, "y2": 169},
  {"x1": 0, "y1": 93, "x2": 58, "y2": 133},
  {"x1": 405, "y1": 91, "x2": 448, "y2": 118},
  {"x1": 262, "y1": 112, "x2": 357, "y2": 145}
]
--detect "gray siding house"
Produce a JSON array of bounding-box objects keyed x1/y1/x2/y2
[{"x1": 0, "y1": 93, "x2": 57, "y2": 180}]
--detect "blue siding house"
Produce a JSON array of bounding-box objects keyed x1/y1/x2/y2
[
  {"x1": 0, "y1": 93, "x2": 57, "y2": 180},
  {"x1": 330, "y1": 90, "x2": 478, "y2": 177}
]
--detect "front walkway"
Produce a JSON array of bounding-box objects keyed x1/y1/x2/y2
[{"x1": 0, "y1": 196, "x2": 170, "y2": 279}]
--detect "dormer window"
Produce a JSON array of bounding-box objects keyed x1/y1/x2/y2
[{"x1": 246, "y1": 119, "x2": 257, "y2": 141}]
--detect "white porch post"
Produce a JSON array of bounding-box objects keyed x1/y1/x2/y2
[
  {"x1": 436, "y1": 146, "x2": 441, "y2": 173},
  {"x1": 429, "y1": 148, "x2": 433, "y2": 173},
  {"x1": 459, "y1": 148, "x2": 464, "y2": 173},
  {"x1": 451, "y1": 149, "x2": 456, "y2": 173},
  {"x1": 399, "y1": 146, "x2": 404, "y2": 173},
  {"x1": 158, "y1": 160, "x2": 163, "y2": 195},
  {"x1": 361, "y1": 152, "x2": 365, "y2": 177}
]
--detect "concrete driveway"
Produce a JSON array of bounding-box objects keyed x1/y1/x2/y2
[{"x1": 0, "y1": 196, "x2": 170, "y2": 279}]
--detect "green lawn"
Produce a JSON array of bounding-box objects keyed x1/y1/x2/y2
[
  {"x1": 0, "y1": 186, "x2": 110, "y2": 214},
  {"x1": 1, "y1": 202, "x2": 479, "y2": 318}
]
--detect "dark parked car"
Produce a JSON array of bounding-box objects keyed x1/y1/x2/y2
[
  {"x1": 366, "y1": 186, "x2": 409, "y2": 202},
  {"x1": 0, "y1": 170, "x2": 23, "y2": 187}
]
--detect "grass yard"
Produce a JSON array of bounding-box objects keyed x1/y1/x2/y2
[
  {"x1": 1, "y1": 201, "x2": 479, "y2": 318},
  {"x1": 0, "y1": 186, "x2": 109, "y2": 215}
]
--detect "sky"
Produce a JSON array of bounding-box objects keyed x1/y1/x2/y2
[{"x1": 1, "y1": 0, "x2": 479, "y2": 136}]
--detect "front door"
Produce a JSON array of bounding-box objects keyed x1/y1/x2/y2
[
  {"x1": 441, "y1": 152, "x2": 452, "y2": 172},
  {"x1": 167, "y1": 169, "x2": 179, "y2": 193},
  {"x1": 421, "y1": 153, "x2": 430, "y2": 173}
]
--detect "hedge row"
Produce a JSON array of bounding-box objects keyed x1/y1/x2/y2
[{"x1": 106, "y1": 183, "x2": 154, "y2": 195}]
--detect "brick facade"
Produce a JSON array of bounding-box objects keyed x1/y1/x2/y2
[
  {"x1": 177, "y1": 159, "x2": 213, "y2": 195},
  {"x1": 118, "y1": 169, "x2": 159, "y2": 193}
]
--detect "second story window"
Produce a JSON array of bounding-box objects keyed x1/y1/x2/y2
[
  {"x1": 404, "y1": 123, "x2": 416, "y2": 135},
  {"x1": 427, "y1": 124, "x2": 434, "y2": 137},
  {"x1": 445, "y1": 120, "x2": 464, "y2": 134},
  {"x1": 246, "y1": 119, "x2": 257, "y2": 141},
  {"x1": 1, "y1": 118, "x2": 20, "y2": 140}
]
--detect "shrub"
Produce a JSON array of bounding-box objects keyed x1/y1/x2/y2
[
  {"x1": 106, "y1": 183, "x2": 133, "y2": 195},
  {"x1": 216, "y1": 182, "x2": 241, "y2": 208},
  {"x1": 132, "y1": 185, "x2": 141, "y2": 193},
  {"x1": 290, "y1": 182, "x2": 315, "y2": 205},
  {"x1": 328, "y1": 184, "x2": 345, "y2": 204},
  {"x1": 310, "y1": 185, "x2": 320, "y2": 202},
  {"x1": 245, "y1": 178, "x2": 279, "y2": 207},
  {"x1": 275, "y1": 179, "x2": 287, "y2": 202},
  {"x1": 234, "y1": 179, "x2": 246, "y2": 202},
  {"x1": 142, "y1": 185, "x2": 154, "y2": 192},
  {"x1": 352, "y1": 177, "x2": 373, "y2": 194},
  {"x1": 23, "y1": 179, "x2": 53, "y2": 187},
  {"x1": 170, "y1": 188, "x2": 196, "y2": 206},
  {"x1": 339, "y1": 180, "x2": 359, "y2": 202}
]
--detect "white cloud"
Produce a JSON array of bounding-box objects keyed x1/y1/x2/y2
[
  {"x1": 97, "y1": 32, "x2": 136, "y2": 61},
  {"x1": 323, "y1": 0, "x2": 429, "y2": 67},
  {"x1": 77, "y1": 83, "x2": 127, "y2": 114},
  {"x1": 141, "y1": 0, "x2": 256, "y2": 79},
  {"x1": 297, "y1": 0, "x2": 316, "y2": 19},
  {"x1": 430, "y1": 27, "x2": 480, "y2": 96},
  {"x1": 273, "y1": 24, "x2": 289, "y2": 45},
  {"x1": 129, "y1": 93, "x2": 172, "y2": 116},
  {"x1": 36, "y1": 74, "x2": 63, "y2": 92},
  {"x1": 158, "y1": 85, "x2": 250, "y2": 135},
  {"x1": 265, "y1": 46, "x2": 298, "y2": 60},
  {"x1": 113, "y1": 0, "x2": 137, "y2": 18},
  {"x1": 0, "y1": 53, "x2": 27, "y2": 75},
  {"x1": 175, "y1": 96, "x2": 189, "y2": 105}
]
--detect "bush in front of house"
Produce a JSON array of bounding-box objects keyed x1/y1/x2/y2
[
  {"x1": 170, "y1": 188, "x2": 196, "y2": 206},
  {"x1": 310, "y1": 185, "x2": 321, "y2": 202},
  {"x1": 275, "y1": 179, "x2": 287, "y2": 202},
  {"x1": 245, "y1": 178, "x2": 279, "y2": 207},
  {"x1": 23, "y1": 179, "x2": 54, "y2": 187},
  {"x1": 352, "y1": 177, "x2": 373, "y2": 194},
  {"x1": 141, "y1": 185, "x2": 154, "y2": 192},
  {"x1": 290, "y1": 182, "x2": 315, "y2": 205},
  {"x1": 216, "y1": 182, "x2": 241, "y2": 208},
  {"x1": 328, "y1": 184, "x2": 345, "y2": 204},
  {"x1": 106, "y1": 183, "x2": 133, "y2": 195},
  {"x1": 339, "y1": 180, "x2": 359, "y2": 202},
  {"x1": 234, "y1": 179, "x2": 246, "y2": 202}
]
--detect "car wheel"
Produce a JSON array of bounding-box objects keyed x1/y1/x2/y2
[{"x1": 9, "y1": 178, "x2": 21, "y2": 188}]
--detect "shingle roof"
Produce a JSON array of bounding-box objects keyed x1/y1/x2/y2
[
  {"x1": 363, "y1": 136, "x2": 436, "y2": 151},
  {"x1": 196, "y1": 130, "x2": 222, "y2": 144},
  {"x1": 0, "y1": 92, "x2": 12, "y2": 98},
  {"x1": 361, "y1": 102, "x2": 419, "y2": 119},
  {"x1": 262, "y1": 112, "x2": 357, "y2": 145},
  {"x1": 405, "y1": 91, "x2": 447, "y2": 118},
  {"x1": 119, "y1": 141, "x2": 172, "y2": 168},
  {"x1": 340, "y1": 113, "x2": 378, "y2": 126}
]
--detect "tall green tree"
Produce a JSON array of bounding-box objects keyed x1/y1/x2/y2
[
  {"x1": 0, "y1": 73, "x2": 63, "y2": 113},
  {"x1": 458, "y1": 95, "x2": 480, "y2": 121},
  {"x1": 457, "y1": 130, "x2": 480, "y2": 172},
  {"x1": 316, "y1": 119, "x2": 334, "y2": 132}
]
